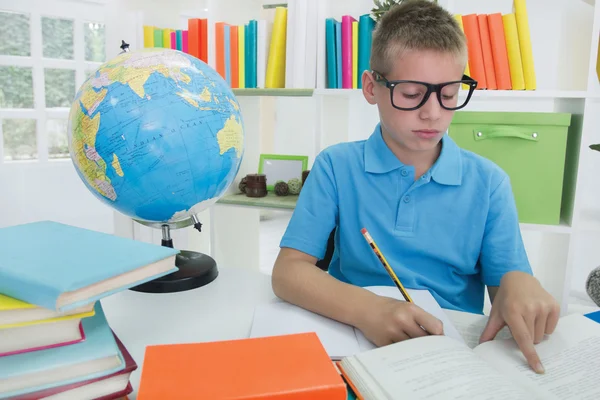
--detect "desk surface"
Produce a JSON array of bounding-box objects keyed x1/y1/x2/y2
[{"x1": 101, "y1": 267, "x2": 276, "y2": 399}]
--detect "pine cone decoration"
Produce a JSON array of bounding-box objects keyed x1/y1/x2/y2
[
  {"x1": 274, "y1": 181, "x2": 289, "y2": 196},
  {"x1": 238, "y1": 176, "x2": 248, "y2": 193},
  {"x1": 287, "y1": 178, "x2": 301, "y2": 195}
]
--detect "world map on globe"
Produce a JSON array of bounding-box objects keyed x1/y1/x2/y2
[{"x1": 67, "y1": 48, "x2": 244, "y2": 224}]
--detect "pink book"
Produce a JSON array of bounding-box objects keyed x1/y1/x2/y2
[
  {"x1": 341, "y1": 15, "x2": 356, "y2": 89},
  {"x1": 182, "y1": 30, "x2": 189, "y2": 53},
  {"x1": 170, "y1": 31, "x2": 177, "y2": 50},
  {"x1": 0, "y1": 321, "x2": 85, "y2": 358}
]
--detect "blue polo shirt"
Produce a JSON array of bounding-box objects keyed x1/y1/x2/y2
[{"x1": 279, "y1": 123, "x2": 532, "y2": 314}]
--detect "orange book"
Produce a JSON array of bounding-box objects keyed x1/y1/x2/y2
[
  {"x1": 188, "y1": 18, "x2": 200, "y2": 59},
  {"x1": 215, "y1": 22, "x2": 226, "y2": 79},
  {"x1": 462, "y1": 14, "x2": 487, "y2": 89},
  {"x1": 477, "y1": 14, "x2": 497, "y2": 90},
  {"x1": 230, "y1": 26, "x2": 239, "y2": 88},
  {"x1": 487, "y1": 13, "x2": 512, "y2": 90},
  {"x1": 199, "y1": 18, "x2": 208, "y2": 63},
  {"x1": 137, "y1": 332, "x2": 347, "y2": 400}
]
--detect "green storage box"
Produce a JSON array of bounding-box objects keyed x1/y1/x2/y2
[{"x1": 448, "y1": 111, "x2": 572, "y2": 225}]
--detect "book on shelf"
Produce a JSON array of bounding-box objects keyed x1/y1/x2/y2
[
  {"x1": 337, "y1": 312, "x2": 600, "y2": 400},
  {"x1": 458, "y1": 0, "x2": 535, "y2": 91}
]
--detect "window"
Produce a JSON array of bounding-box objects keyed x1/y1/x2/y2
[{"x1": 0, "y1": 6, "x2": 105, "y2": 162}]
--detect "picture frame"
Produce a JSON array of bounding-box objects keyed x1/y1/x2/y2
[{"x1": 258, "y1": 154, "x2": 309, "y2": 191}]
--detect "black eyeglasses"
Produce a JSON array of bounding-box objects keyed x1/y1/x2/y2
[{"x1": 372, "y1": 70, "x2": 478, "y2": 111}]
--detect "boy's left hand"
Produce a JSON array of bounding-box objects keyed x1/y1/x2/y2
[{"x1": 479, "y1": 271, "x2": 560, "y2": 374}]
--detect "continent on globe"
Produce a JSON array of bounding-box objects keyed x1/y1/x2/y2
[
  {"x1": 69, "y1": 102, "x2": 117, "y2": 202},
  {"x1": 217, "y1": 115, "x2": 244, "y2": 157}
]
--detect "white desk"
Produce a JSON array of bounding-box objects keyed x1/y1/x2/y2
[{"x1": 101, "y1": 267, "x2": 277, "y2": 399}]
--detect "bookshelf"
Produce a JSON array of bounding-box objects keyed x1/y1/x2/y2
[{"x1": 107, "y1": 0, "x2": 600, "y2": 313}]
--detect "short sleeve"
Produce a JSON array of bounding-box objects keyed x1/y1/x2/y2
[
  {"x1": 279, "y1": 151, "x2": 339, "y2": 260},
  {"x1": 480, "y1": 175, "x2": 533, "y2": 286}
]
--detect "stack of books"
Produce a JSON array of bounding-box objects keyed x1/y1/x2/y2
[{"x1": 0, "y1": 220, "x2": 179, "y2": 399}]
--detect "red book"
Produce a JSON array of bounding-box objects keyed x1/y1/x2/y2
[
  {"x1": 477, "y1": 14, "x2": 497, "y2": 89},
  {"x1": 188, "y1": 18, "x2": 200, "y2": 59},
  {"x1": 199, "y1": 19, "x2": 208, "y2": 63},
  {"x1": 462, "y1": 14, "x2": 487, "y2": 89}
]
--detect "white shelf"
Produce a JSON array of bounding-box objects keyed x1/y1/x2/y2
[{"x1": 520, "y1": 221, "x2": 572, "y2": 235}]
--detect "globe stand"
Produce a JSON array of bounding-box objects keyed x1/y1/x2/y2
[{"x1": 130, "y1": 215, "x2": 218, "y2": 293}]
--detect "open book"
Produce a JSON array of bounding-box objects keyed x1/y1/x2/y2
[
  {"x1": 250, "y1": 286, "x2": 465, "y2": 359},
  {"x1": 337, "y1": 313, "x2": 600, "y2": 399}
]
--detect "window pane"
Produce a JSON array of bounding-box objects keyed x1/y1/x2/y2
[
  {"x1": 2, "y1": 119, "x2": 37, "y2": 161},
  {"x1": 0, "y1": 66, "x2": 34, "y2": 108},
  {"x1": 47, "y1": 119, "x2": 69, "y2": 159},
  {"x1": 84, "y1": 22, "x2": 105, "y2": 62},
  {"x1": 42, "y1": 17, "x2": 73, "y2": 59},
  {"x1": 45, "y1": 68, "x2": 75, "y2": 108},
  {"x1": 0, "y1": 11, "x2": 30, "y2": 56}
]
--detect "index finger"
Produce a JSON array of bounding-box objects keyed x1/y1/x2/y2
[
  {"x1": 508, "y1": 315, "x2": 545, "y2": 374},
  {"x1": 412, "y1": 305, "x2": 444, "y2": 336}
]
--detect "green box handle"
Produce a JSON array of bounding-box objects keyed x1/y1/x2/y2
[{"x1": 473, "y1": 126, "x2": 539, "y2": 142}]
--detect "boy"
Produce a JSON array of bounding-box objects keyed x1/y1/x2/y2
[{"x1": 272, "y1": 0, "x2": 559, "y2": 374}]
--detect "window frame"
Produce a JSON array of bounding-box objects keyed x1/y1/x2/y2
[{"x1": 0, "y1": 0, "x2": 105, "y2": 163}]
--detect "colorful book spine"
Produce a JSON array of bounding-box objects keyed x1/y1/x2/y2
[
  {"x1": 238, "y1": 25, "x2": 246, "y2": 88},
  {"x1": 352, "y1": 20, "x2": 358, "y2": 89},
  {"x1": 230, "y1": 25, "x2": 239, "y2": 88},
  {"x1": 199, "y1": 19, "x2": 208, "y2": 63},
  {"x1": 248, "y1": 20, "x2": 258, "y2": 88},
  {"x1": 453, "y1": 14, "x2": 471, "y2": 90},
  {"x1": 265, "y1": 7, "x2": 288, "y2": 88},
  {"x1": 188, "y1": 19, "x2": 200, "y2": 59},
  {"x1": 513, "y1": 0, "x2": 536, "y2": 89},
  {"x1": 215, "y1": 22, "x2": 226, "y2": 79},
  {"x1": 143, "y1": 26, "x2": 154, "y2": 48},
  {"x1": 176, "y1": 30, "x2": 183, "y2": 51},
  {"x1": 325, "y1": 19, "x2": 337, "y2": 89},
  {"x1": 462, "y1": 14, "x2": 487, "y2": 89},
  {"x1": 170, "y1": 31, "x2": 177, "y2": 50},
  {"x1": 502, "y1": 13, "x2": 526, "y2": 90},
  {"x1": 224, "y1": 24, "x2": 232, "y2": 86},
  {"x1": 487, "y1": 13, "x2": 512, "y2": 90},
  {"x1": 477, "y1": 14, "x2": 497, "y2": 90},
  {"x1": 358, "y1": 14, "x2": 375, "y2": 89},
  {"x1": 335, "y1": 19, "x2": 342, "y2": 89},
  {"x1": 341, "y1": 15, "x2": 356, "y2": 89},
  {"x1": 162, "y1": 29, "x2": 172, "y2": 50},
  {"x1": 153, "y1": 28, "x2": 163, "y2": 48},
  {"x1": 182, "y1": 30, "x2": 188, "y2": 53}
]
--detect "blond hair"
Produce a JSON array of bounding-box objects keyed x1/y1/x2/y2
[{"x1": 370, "y1": 0, "x2": 467, "y2": 74}]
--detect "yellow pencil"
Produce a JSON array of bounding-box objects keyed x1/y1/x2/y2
[{"x1": 361, "y1": 228, "x2": 413, "y2": 303}]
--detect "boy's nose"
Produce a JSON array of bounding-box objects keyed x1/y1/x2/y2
[{"x1": 418, "y1": 93, "x2": 442, "y2": 121}]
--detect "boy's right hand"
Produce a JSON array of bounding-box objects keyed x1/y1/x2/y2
[{"x1": 356, "y1": 295, "x2": 445, "y2": 347}]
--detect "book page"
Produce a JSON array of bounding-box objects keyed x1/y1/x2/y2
[
  {"x1": 474, "y1": 314, "x2": 600, "y2": 399},
  {"x1": 249, "y1": 300, "x2": 361, "y2": 359},
  {"x1": 344, "y1": 335, "x2": 535, "y2": 400},
  {"x1": 444, "y1": 308, "x2": 512, "y2": 349},
  {"x1": 355, "y1": 287, "x2": 466, "y2": 351}
]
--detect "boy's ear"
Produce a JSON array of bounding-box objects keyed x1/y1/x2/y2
[{"x1": 362, "y1": 70, "x2": 377, "y2": 105}]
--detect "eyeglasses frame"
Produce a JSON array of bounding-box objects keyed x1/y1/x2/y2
[{"x1": 371, "y1": 70, "x2": 478, "y2": 111}]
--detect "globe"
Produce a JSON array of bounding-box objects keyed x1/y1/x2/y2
[{"x1": 67, "y1": 47, "x2": 244, "y2": 228}]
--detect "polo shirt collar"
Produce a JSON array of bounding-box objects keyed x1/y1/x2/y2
[{"x1": 364, "y1": 124, "x2": 462, "y2": 186}]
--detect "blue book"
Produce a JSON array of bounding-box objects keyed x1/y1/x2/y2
[
  {"x1": 224, "y1": 24, "x2": 232, "y2": 86},
  {"x1": 0, "y1": 302, "x2": 124, "y2": 399},
  {"x1": 334, "y1": 19, "x2": 342, "y2": 89},
  {"x1": 0, "y1": 220, "x2": 178, "y2": 312},
  {"x1": 176, "y1": 30, "x2": 183, "y2": 51},
  {"x1": 249, "y1": 20, "x2": 258, "y2": 88},
  {"x1": 325, "y1": 19, "x2": 337, "y2": 89},
  {"x1": 358, "y1": 14, "x2": 375, "y2": 89}
]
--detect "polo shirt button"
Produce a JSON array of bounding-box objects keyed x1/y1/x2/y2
[
  {"x1": 403, "y1": 195, "x2": 411, "y2": 203},
  {"x1": 401, "y1": 170, "x2": 408, "y2": 177}
]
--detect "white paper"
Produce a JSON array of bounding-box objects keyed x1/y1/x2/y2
[{"x1": 444, "y1": 308, "x2": 513, "y2": 349}]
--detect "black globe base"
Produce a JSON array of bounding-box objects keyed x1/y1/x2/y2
[{"x1": 130, "y1": 250, "x2": 218, "y2": 293}]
